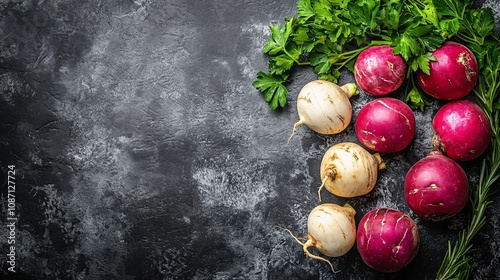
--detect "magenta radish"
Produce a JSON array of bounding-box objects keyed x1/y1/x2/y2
[
  {"x1": 354, "y1": 45, "x2": 408, "y2": 96},
  {"x1": 354, "y1": 97, "x2": 416, "y2": 153},
  {"x1": 286, "y1": 203, "x2": 357, "y2": 272},
  {"x1": 404, "y1": 150, "x2": 469, "y2": 221},
  {"x1": 319, "y1": 142, "x2": 386, "y2": 199},
  {"x1": 357, "y1": 208, "x2": 420, "y2": 273},
  {"x1": 432, "y1": 99, "x2": 491, "y2": 161},
  {"x1": 289, "y1": 80, "x2": 359, "y2": 142},
  {"x1": 416, "y1": 41, "x2": 478, "y2": 100}
]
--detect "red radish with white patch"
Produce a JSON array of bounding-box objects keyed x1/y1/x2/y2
[
  {"x1": 404, "y1": 150, "x2": 469, "y2": 221},
  {"x1": 354, "y1": 97, "x2": 416, "y2": 153},
  {"x1": 416, "y1": 41, "x2": 478, "y2": 100},
  {"x1": 357, "y1": 208, "x2": 420, "y2": 273},
  {"x1": 354, "y1": 45, "x2": 408, "y2": 96},
  {"x1": 432, "y1": 99, "x2": 491, "y2": 161}
]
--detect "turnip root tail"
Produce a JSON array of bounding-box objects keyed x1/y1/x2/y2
[
  {"x1": 340, "y1": 83, "x2": 359, "y2": 98},
  {"x1": 318, "y1": 176, "x2": 328, "y2": 202},
  {"x1": 303, "y1": 239, "x2": 338, "y2": 273},
  {"x1": 373, "y1": 153, "x2": 386, "y2": 170},
  {"x1": 288, "y1": 119, "x2": 304, "y2": 144},
  {"x1": 281, "y1": 227, "x2": 337, "y2": 272},
  {"x1": 318, "y1": 167, "x2": 336, "y2": 201}
]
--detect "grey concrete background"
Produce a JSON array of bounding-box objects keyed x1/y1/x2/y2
[{"x1": 0, "y1": 0, "x2": 499, "y2": 279}]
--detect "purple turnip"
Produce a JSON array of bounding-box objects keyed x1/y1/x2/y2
[
  {"x1": 416, "y1": 41, "x2": 478, "y2": 100},
  {"x1": 432, "y1": 99, "x2": 491, "y2": 161},
  {"x1": 354, "y1": 45, "x2": 408, "y2": 96},
  {"x1": 357, "y1": 208, "x2": 420, "y2": 273},
  {"x1": 354, "y1": 97, "x2": 416, "y2": 153},
  {"x1": 404, "y1": 150, "x2": 469, "y2": 221}
]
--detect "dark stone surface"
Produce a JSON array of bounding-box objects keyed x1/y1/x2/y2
[{"x1": 0, "y1": 0, "x2": 499, "y2": 279}]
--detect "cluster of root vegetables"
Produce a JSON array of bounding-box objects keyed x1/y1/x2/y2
[{"x1": 285, "y1": 41, "x2": 491, "y2": 273}]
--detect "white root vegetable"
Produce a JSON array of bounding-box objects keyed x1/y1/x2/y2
[
  {"x1": 289, "y1": 80, "x2": 359, "y2": 143},
  {"x1": 285, "y1": 203, "x2": 357, "y2": 273},
  {"x1": 319, "y1": 142, "x2": 386, "y2": 199}
]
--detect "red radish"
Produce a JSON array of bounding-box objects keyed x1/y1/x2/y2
[
  {"x1": 354, "y1": 97, "x2": 416, "y2": 153},
  {"x1": 354, "y1": 45, "x2": 408, "y2": 96},
  {"x1": 416, "y1": 41, "x2": 478, "y2": 100},
  {"x1": 404, "y1": 150, "x2": 469, "y2": 221},
  {"x1": 432, "y1": 99, "x2": 491, "y2": 161},
  {"x1": 357, "y1": 208, "x2": 420, "y2": 273}
]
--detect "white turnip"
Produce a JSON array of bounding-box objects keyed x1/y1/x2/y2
[
  {"x1": 354, "y1": 97, "x2": 416, "y2": 153},
  {"x1": 354, "y1": 45, "x2": 408, "y2": 96},
  {"x1": 319, "y1": 142, "x2": 386, "y2": 199},
  {"x1": 432, "y1": 99, "x2": 491, "y2": 161},
  {"x1": 416, "y1": 41, "x2": 478, "y2": 100},
  {"x1": 404, "y1": 150, "x2": 469, "y2": 221},
  {"x1": 289, "y1": 80, "x2": 358, "y2": 142},
  {"x1": 286, "y1": 203, "x2": 357, "y2": 273},
  {"x1": 357, "y1": 208, "x2": 420, "y2": 273}
]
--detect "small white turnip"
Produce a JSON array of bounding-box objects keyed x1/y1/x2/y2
[
  {"x1": 289, "y1": 80, "x2": 359, "y2": 142},
  {"x1": 354, "y1": 97, "x2": 416, "y2": 153},
  {"x1": 319, "y1": 142, "x2": 386, "y2": 199},
  {"x1": 357, "y1": 208, "x2": 420, "y2": 273},
  {"x1": 404, "y1": 150, "x2": 469, "y2": 221},
  {"x1": 354, "y1": 45, "x2": 408, "y2": 96},
  {"x1": 285, "y1": 203, "x2": 357, "y2": 273},
  {"x1": 432, "y1": 99, "x2": 491, "y2": 161}
]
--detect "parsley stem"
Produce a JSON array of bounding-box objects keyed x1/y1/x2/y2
[{"x1": 284, "y1": 49, "x2": 310, "y2": 66}]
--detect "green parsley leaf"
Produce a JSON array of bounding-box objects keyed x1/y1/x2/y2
[
  {"x1": 405, "y1": 85, "x2": 430, "y2": 111},
  {"x1": 297, "y1": 0, "x2": 315, "y2": 23},
  {"x1": 348, "y1": 0, "x2": 380, "y2": 31},
  {"x1": 262, "y1": 17, "x2": 296, "y2": 55},
  {"x1": 439, "y1": 18, "x2": 460, "y2": 38},
  {"x1": 252, "y1": 71, "x2": 289, "y2": 109},
  {"x1": 410, "y1": 53, "x2": 437, "y2": 74},
  {"x1": 467, "y1": 8, "x2": 495, "y2": 39},
  {"x1": 433, "y1": 0, "x2": 468, "y2": 18}
]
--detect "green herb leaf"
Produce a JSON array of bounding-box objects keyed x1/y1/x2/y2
[
  {"x1": 410, "y1": 53, "x2": 437, "y2": 74},
  {"x1": 252, "y1": 71, "x2": 289, "y2": 109},
  {"x1": 405, "y1": 85, "x2": 431, "y2": 111},
  {"x1": 468, "y1": 8, "x2": 495, "y2": 38},
  {"x1": 262, "y1": 17, "x2": 296, "y2": 55}
]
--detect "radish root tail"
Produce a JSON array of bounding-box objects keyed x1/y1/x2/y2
[
  {"x1": 288, "y1": 119, "x2": 304, "y2": 144},
  {"x1": 303, "y1": 239, "x2": 339, "y2": 273}
]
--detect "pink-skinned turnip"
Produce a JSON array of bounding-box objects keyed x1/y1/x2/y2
[
  {"x1": 404, "y1": 150, "x2": 469, "y2": 221},
  {"x1": 416, "y1": 41, "x2": 478, "y2": 100},
  {"x1": 357, "y1": 208, "x2": 420, "y2": 273},
  {"x1": 354, "y1": 45, "x2": 408, "y2": 96},
  {"x1": 432, "y1": 99, "x2": 491, "y2": 161},
  {"x1": 354, "y1": 97, "x2": 416, "y2": 153}
]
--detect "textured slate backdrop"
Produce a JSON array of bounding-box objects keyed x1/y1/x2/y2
[{"x1": 0, "y1": 0, "x2": 499, "y2": 279}]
